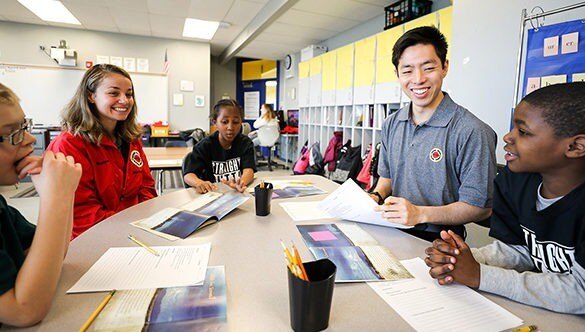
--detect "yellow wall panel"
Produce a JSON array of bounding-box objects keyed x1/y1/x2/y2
[
  {"x1": 376, "y1": 26, "x2": 402, "y2": 84},
  {"x1": 354, "y1": 36, "x2": 376, "y2": 87},
  {"x1": 404, "y1": 12, "x2": 438, "y2": 31},
  {"x1": 321, "y1": 51, "x2": 337, "y2": 91},
  {"x1": 336, "y1": 43, "x2": 354, "y2": 90},
  {"x1": 298, "y1": 61, "x2": 310, "y2": 79},
  {"x1": 309, "y1": 56, "x2": 322, "y2": 76},
  {"x1": 242, "y1": 61, "x2": 262, "y2": 81}
]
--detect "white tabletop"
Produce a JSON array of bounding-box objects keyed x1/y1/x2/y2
[{"x1": 8, "y1": 175, "x2": 585, "y2": 331}]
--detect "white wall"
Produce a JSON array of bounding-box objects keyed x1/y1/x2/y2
[
  {"x1": 0, "y1": 21, "x2": 210, "y2": 131},
  {"x1": 442, "y1": 0, "x2": 584, "y2": 164}
]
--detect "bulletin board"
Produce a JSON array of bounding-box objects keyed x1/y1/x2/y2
[{"x1": 522, "y1": 19, "x2": 585, "y2": 97}]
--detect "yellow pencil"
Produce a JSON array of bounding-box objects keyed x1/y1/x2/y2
[
  {"x1": 128, "y1": 235, "x2": 160, "y2": 256},
  {"x1": 79, "y1": 290, "x2": 116, "y2": 332}
]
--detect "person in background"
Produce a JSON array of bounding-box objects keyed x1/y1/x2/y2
[
  {"x1": 0, "y1": 83, "x2": 81, "y2": 326},
  {"x1": 249, "y1": 103, "x2": 279, "y2": 147},
  {"x1": 48, "y1": 64, "x2": 157, "y2": 239},
  {"x1": 183, "y1": 99, "x2": 256, "y2": 193},
  {"x1": 369, "y1": 26, "x2": 497, "y2": 241},
  {"x1": 425, "y1": 82, "x2": 585, "y2": 314}
]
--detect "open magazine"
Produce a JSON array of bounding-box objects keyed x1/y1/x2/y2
[
  {"x1": 248, "y1": 179, "x2": 326, "y2": 199},
  {"x1": 132, "y1": 191, "x2": 249, "y2": 240},
  {"x1": 90, "y1": 266, "x2": 227, "y2": 332},
  {"x1": 297, "y1": 223, "x2": 413, "y2": 283}
]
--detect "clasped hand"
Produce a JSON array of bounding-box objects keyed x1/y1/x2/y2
[{"x1": 424, "y1": 230, "x2": 481, "y2": 288}]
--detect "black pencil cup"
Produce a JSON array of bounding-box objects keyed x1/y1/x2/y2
[
  {"x1": 254, "y1": 182, "x2": 273, "y2": 216},
  {"x1": 287, "y1": 258, "x2": 336, "y2": 332}
]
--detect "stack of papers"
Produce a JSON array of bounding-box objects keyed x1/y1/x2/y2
[{"x1": 68, "y1": 244, "x2": 211, "y2": 293}]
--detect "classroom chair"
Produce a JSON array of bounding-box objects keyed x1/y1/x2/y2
[{"x1": 256, "y1": 125, "x2": 285, "y2": 172}]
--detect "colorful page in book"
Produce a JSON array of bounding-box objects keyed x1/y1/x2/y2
[
  {"x1": 194, "y1": 191, "x2": 249, "y2": 220},
  {"x1": 91, "y1": 266, "x2": 227, "y2": 332},
  {"x1": 297, "y1": 224, "x2": 412, "y2": 283},
  {"x1": 152, "y1": 210, "x2": 216, "y2": 239}
]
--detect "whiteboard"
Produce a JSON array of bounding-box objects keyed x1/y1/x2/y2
[{"x1": 0, "y1": 64, "x2": 168, "y2": 126}]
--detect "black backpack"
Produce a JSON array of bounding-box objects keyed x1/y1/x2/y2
[{"x1": 330, "y1": 141, "x2": 363, "y2": 184}]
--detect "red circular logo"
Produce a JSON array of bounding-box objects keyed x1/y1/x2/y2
[
  {"x1": 429, "y1": 148, "x2": 443, "y2": 162},
  {"x1": 130, "y1": 150, "x2": 144, "y2": 167}
]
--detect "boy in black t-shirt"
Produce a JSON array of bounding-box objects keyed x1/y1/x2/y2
[
  {"x1": 425, "y1": 82, "x2": 585, "y2": 314},
  {"x1": 183, "y1": 99, "x2": 256, "y2": 194},
  {"x1": 0, "y1": 83, "x2": 81, "y2": 326}
]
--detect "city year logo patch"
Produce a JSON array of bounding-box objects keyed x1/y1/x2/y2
[
  {"x1": 130, "y1": 150, "x2": 144, "y2": 167},
  {"x1": 429, "y1": 148, "x2": 443, "y2": 162}
]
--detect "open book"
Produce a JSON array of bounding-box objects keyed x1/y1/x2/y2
[
  {"x1": 297, "y1": 223, "x2": 413, "y2": 283},
  {"x1": 248, "y1": 179, "x2": 326, "y2": 199},
  {"x1": 132, "y1": 191, "x2": 249, "y2": 240},
  {"x1": 89, "y1": 266, "x2": 227, "y2": 332}
]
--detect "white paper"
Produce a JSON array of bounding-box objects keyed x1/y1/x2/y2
[
  {"x1": 561, "y1": 32, "x2": 579, "y2": 54},
  {"x1": 110, "y1": 56, "x2": 123, "y2": 67},
  {"x1": 368, "y1": 258, "x2": 523, "y2": 332},
  {"x1": 244, "y1": 91, "x2": 260, "y2": 119},
  {"x1": 525, "y1": 77, "x2": 540, "y2": 95},
  {"x1": 543, "y1": 36, "x2": 559, "y2": 57},
  {"x1": 317, "y1": 179, "x2": 411, "y2": 229},
  {"x1": 123, "y1": 57, "x2": 136, "y2": 72},
  {"x1": 147, "y1": 159, "x2": 182, "y2": 167},
  {"x1": 280, "y1": 201, "x2": 334, "y2": 221},
  {"x1": 136, "y1": 58, "x2": 149, "y2": 72},
  {"x1": 180, "y1": 80, "x2": 194, "y2": 91},
  {"x1": 173, "y1": 93, "x2": 184, "y2": 106},
  {"x1": 68, "y1": 244, "x2": 211, "y2": 293},
  {"x1": 96, "y1": 55, "x2": 109, "y2": 64},
  {"x1": 180, "y1": 191, "x2": 222, "y2": 211}
]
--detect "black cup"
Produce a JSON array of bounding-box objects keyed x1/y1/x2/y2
[
  {"x1": 254, "y1": 182, "x2": 273, "y2": 216},
  {"x1": 288, "y1": 259, "x2": 336, "y2": 332}
]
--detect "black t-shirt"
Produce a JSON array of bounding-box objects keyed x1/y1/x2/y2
[
  {"x1": 183, "y1": 132, "x2": 256, "y2": 183},
  {"x1": 489, "y1": 167, "x2": 585, "y2": 273},
  {"x1": 0, "y1": 195, "x2": 36, "y2": 296}
]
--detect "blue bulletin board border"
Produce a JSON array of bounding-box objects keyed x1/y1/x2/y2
[{"x1": 522, "y1": 19, "x2": 585, "y2": 97}]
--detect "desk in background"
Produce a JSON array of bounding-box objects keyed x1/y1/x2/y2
[
  {"x1": 278, "y1": 133, "x2": 298, "y2": 169},
  {"x1": 143, "y1": 147, "x2": 191, "y2": 193},
  {"x1": 11, "y1": 175, "x2": 584, "y2": 331}
]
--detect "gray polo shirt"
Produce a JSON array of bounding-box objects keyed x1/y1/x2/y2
[{"x1": 378, "y1": 93, "x2": 497, "y2": 213}]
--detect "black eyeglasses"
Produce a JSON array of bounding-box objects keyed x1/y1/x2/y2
[{"x1": 0, "y1": 123, "x2": 31, "y2": 145}]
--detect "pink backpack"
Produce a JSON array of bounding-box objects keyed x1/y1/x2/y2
[{"x1": 293, "y1": 142, "x2": 310, "y2": 175}]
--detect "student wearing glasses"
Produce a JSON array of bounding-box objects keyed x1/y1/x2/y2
[{"x1": 0, "y1": 83, "x2": 81, "y2": 327}]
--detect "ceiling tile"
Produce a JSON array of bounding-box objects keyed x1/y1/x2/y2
[
  {"x1": 0, "y1": 0, "x2": 38, "y2": 18},
  {"x1": 223, "y1": 0, "x2": 264, "y2": 26},
  {"x1": 149, "y1": 14, "x2": 184, "y2": 34},
  {"x1": 111, "y1": 10, "x2": 150, "y2": 32},
  {"x1": 147, "y1": 0, "x2": 191, "y2": 17},
  {"x1": 84, "y1": 25, "x2": 120, "y2": 33},
  {"x1": 104, "y1": 0, "x2": 149, "y2": 13},
  {"x1": 66, "y1": 3, "x2": 116, "y2": 27},
  {"x1": 118, "y1": 27, "x2": 152, "y2": 37},
  {"x1": 293, "y1": 0, "x2": 381, "y2": 21},
  {"x1": 277, "y1": 9, "x2": 358, "y2": 32},
  {"x1": 1, "y1": 15, "x2": 46, "y2": 25},
  {"x1": 353, "y1": 0, "x2": 390, "y2": 6},
  {"x1": 212, "y1": 25, "x2": 243, "y2": 41},
  {"x1": 187, "y1": 0, "x2": 235, "y2": 21}
]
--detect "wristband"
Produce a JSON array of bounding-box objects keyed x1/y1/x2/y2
[{"x1": 368, "y1": 191, "x2": 383, "y2": 205}]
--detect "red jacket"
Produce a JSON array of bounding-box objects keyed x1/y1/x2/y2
[{"x1": 48, "y1": 132, "x2": 157, "y2": 239}]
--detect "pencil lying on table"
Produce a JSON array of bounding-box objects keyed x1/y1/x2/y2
[{"x1": 79, "y1": 290, "x2": 116, "y2": 332}]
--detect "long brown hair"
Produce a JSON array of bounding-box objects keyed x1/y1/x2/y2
[{"x1": 62, "y1": 64, "x2": 142, "y2": 144}]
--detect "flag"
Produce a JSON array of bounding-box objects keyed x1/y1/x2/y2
[{"x1": 163, "y1": 49, "x2": 170, "y2": 74}]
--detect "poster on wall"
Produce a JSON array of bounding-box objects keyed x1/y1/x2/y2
[
  {"x1": 244, "y1": 91, "x2": 260, "y2": 119},
  {"x1": 522, "y1": 19, "x2": 585, "y2": 98}
]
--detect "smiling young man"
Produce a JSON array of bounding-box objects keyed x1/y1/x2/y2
[{"x1": 369, "y1": 26, "x2": 497, "y2": 241}]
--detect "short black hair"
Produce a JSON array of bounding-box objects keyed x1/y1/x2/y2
[
  {"x1": 392, "y1": 26, "x2": 448, "y2": 70},
  {"x1": 521, "y1": 82, "x2": 585, "y2": 137},
  {"x1": 211, "y1": 99, "x2": 244, "y2": 120}
]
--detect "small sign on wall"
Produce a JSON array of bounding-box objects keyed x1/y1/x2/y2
[{"x1": 195, "y1": 95, "x2": 205, "y2": 107}]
